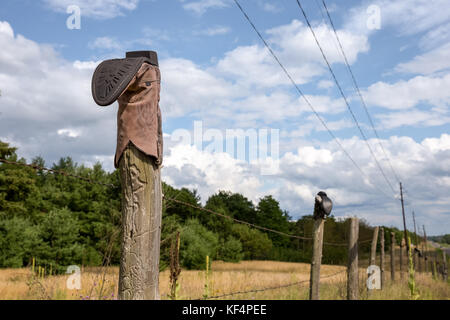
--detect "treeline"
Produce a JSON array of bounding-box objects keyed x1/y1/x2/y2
[
  {"x1": 0, "y1": 140, "x2": 423, "y2": 272},
  {"x1": 428, "y1": 235, "x2": 450, "y2": 245}
]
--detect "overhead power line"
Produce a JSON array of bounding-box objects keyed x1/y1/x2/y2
[
  {"x1": 232, "y1": 0, "x2": 396, "y2": 202},
  {"x1": 320, "y1": 0, "x2": 401, "y2": 184},
  {"x1": 294, "y1": 0, "x2": 398, "y2": 197}
]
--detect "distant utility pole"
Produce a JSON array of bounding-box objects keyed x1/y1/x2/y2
[{"x1": 400, "y1": 182, "x2": 410, "y2": 255}]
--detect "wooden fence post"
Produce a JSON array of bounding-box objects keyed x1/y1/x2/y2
[
  {"x1": 400, "y1": 238, "x2": 404, "y2": 279},
  {"x1": 442, "y1": 250, "x2": 448, "y2": 281},
  {"x1": 390, "y1": 232, "x2": 396, "y2": 281},
  {"x1": 309, "y1": 217, "x2": 325, "y2": 300},
  {"x1": 118, "y1": 144, "x2": 162, "y2": 300},
  {"x1": 380, "y1": 228, "x2": 385, "y2": 289},
  {"x1": 370, "y1": 227, "x2": 379, "y2": 266},
  {"x1": 431, "y1": 252, "x2": 436, "y2": 279},
  {"x1": 347, "y1": 217, "x2": 359, "y2": 300},
  {"x1": 368, "y1": 226, "x2": 379, "y2": 295},
  {"x1": 423, "y1": 225, "x2": 428, "y2": 274}
]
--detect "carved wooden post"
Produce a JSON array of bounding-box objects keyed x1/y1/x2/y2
[
  {"x1": 92, "y1": 51, "x2": 163, "y2": 300},
  {"x1": 390, "y1": 232, "x2": 396, "y2": 281},
  {"x1": 309, "y1": 191, "x2": 332, "y2": 300},
  {"x1": 347, "y1": 217, "x2": 359, "y2": 300}
]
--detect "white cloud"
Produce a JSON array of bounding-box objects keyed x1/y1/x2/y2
[
  {"x1": 0, "y1": 21, "x2": 117, "y2": 168},
  {"x1": 258, "y1": 1, "x2": 282, "y2": 13},
  {"x1": 73, "y1": 60, "x2": 101, "y2": 70},
  {"x1": 88, "y1": 36, "x2": 122, "y2": 50},
  {"x1": 395, "y1": 42, "x2": 450, "y2": 75},
  {"x1": 57, "y1": 128, "x2": 82, "y2": 138},
  {"x1": 345, "y1": 0, "x2": 450, "y2": 36},
  {"x1": 162, "y1": 132, "x2": 450, "y2": 234},
  {"x1": 267, "y1": 20, "x2": 369, "y2": 65},
  {"x1": 181, "y1": 0, "x2": 229, "y2": 15},
  {"x1": 194, "y1": 26, "x2": 231, "y2": 36},
  {"x1": 42, "y1": 0, "x2": 140, "y2": 19},
  {"x1": 376, "y1": 109, "x2": 450, "y2": 129},
  {"x1": 215, "y1": 20, "x2": 369, "y2": 88},
  {"x1": 363, "y1": 73, "x2": 450, "y2": 110},
  {"x1": 317, "y1": 80, "x2": 334, "y2": 89},
  {"x1": 159, "y1": 58, "x2": 238, "y2": 118}
]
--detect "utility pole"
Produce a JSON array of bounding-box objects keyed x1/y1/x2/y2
[{"x1": 400, "y1": 182, "x2": 409, "y2": 255}]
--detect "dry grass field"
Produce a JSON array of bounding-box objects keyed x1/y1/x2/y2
[{"x1": 0, "y1": 260, "x2": 448, "y2": 300}]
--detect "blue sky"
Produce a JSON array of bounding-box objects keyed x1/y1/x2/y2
[{"x1": 0, "y1": 0, "x2": 449, "y2": 235}]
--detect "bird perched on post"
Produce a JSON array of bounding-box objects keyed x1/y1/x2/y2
[{"x1": 313, "y1": 191, "x2": 333, "y2": 220}]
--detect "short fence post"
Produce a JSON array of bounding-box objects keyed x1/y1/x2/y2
[
  {"x1": 431, "y1": 254, "x2": 436, "y2": 279},
  {"x1": 442, "y1": 250, "x2": 448, "y2": 281},
  {"x1": 347, "y1": 217, "x2": 359, "y2": 300},
  {"x1": 368, "y1": 226, "x2": 379, "y2": 295},
  {"x1": 399, "y1": 238, "x2": 404, "y2": 279},
  {"x1": 390, "y1": 232, "x2": 396, "y2": 281},
  {"x1": 380, "y1": 227, "x2": 385, "y2": 289},
  {"x1": 370, "y1": 227, "x2": 379, "y2": 266},
  {"x1": 423, "y1": 225, "x2": 428, "y2": 274},
  {"x1": 308, "y1": 191, "x2": 332, "y2": 300},
  {"x1": 309, "y1": 217, "x2": 325, "y2": 300}
]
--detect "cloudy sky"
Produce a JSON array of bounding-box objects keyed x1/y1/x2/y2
[{"x1": 0, "y1": 0, "x2": 449, "y2": 235}]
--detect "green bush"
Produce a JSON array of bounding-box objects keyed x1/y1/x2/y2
[
  {"x1": 36, "y1": 207, "x2": 85, "y2": 272},
  {"x1": 0, "y1": 217, "x2": 41, "y2": 268},
  {"x1": 231, "y1": 224, "x2": 272, "y2": 260},
  {"x1": 218, "y1": 236, "x2": 243, "y2": 262},
  {"x1": 180, "y1": 219, "x2": 219, "y2": 269}
]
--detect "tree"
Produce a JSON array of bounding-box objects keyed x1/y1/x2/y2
[
  {"x1": 231, "y1": 224, "x2": 272, "y2": 260},
  {"x1": 179, "y1": 219, "x2": 219, "y2": 269},
  {"x1": 37, "y1": 207, "x2": 85, "y2": 272},
  {"x1": 256, "y1": 195, "x2": 291, "y2": 247}
]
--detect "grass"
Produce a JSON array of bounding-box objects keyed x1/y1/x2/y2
[{"x1": 0, "y1": 260, "x2": 448, "y2": 300}]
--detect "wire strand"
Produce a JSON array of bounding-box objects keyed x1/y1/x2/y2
[
  {"x1": 232, "y1": 0, "x2": 397, "y2": 202},
  {"x1": 320, "y1": 0, "x2": 401, "y2": 184},
  {"x1": 294, "y1": 0, "x2": 397, "y2": 197}
]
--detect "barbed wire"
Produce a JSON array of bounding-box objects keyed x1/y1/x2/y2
[
  {"x1": 199, "y1": 269, "x2": 347, "y2": 300},
  {"x1": 164, "y1": 197, "x2": 354, "y2": 247},
  {"x1": 0, "y1": 158, "x2": 117, "y2": 188}
]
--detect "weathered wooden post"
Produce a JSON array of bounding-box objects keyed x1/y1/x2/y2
[
  {"x1": 390, "y1": 232, "x2": 396, "y2": 281},
  {"x1": 347, "y1": 217, "x2": 359, "y2": 300},
  {"x1": 370, "y1": 227, "x2": 379, "y2": 266},
  {"x1": 92, "y1": 51, "x2": 163, "y2": 300},
  {"x1": 400, "y1": 238, "x2": 405, "y2": 279},
  {"x1": 431, "y1": 251, "x2": 436, "y2": 279},
  {"x1": 368, "y1": 226, "x2": 379, "y2": 295},
  {"x1": 442, "y1": 250, "x2": 448, "y2": 281},
  {"x1": 380, "y1": 227, "x2": 385, "y2": 288},
  {"x1": 423, "y1": 225, "x2": 428, "y2": 273},
  {"x1": 309, "y1": 191, "x2": 333, "y2": 300}
]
